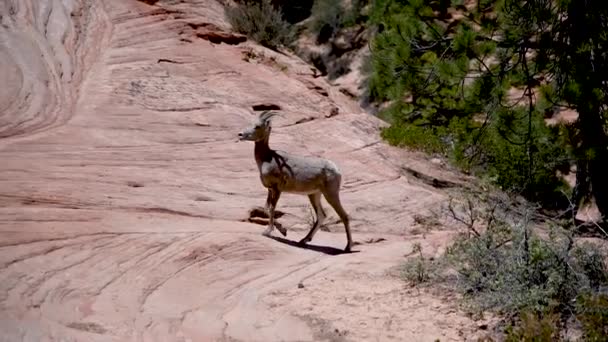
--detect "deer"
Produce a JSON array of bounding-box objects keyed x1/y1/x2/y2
[{"x1": 238, "y1": 110, "x2": 353, "y2": 252}]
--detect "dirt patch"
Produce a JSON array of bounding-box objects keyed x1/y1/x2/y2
[{"x1": 300, "y1": 315, "x2": 349, "y2": 342}]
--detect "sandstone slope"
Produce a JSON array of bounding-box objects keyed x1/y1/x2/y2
[{"x1": 0, "y1": 1, "x2": 488, "y2": 341}]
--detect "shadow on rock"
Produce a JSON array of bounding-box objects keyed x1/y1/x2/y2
[{"x1": 267, "y1": 236, "x2": 359, "y2": 255}]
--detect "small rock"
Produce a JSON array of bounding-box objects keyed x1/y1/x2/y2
[
  {"x1": 298, "y1": 282, "x2": 304, "y2": 289},
  {"x1": 478, "y1": 324, "x2": 488, "y2": 330},
  {"x1": 325, "y1": 107, "x2": 339, "y2": 118},
  {"x1": 430, "y1": 158, "x2": 444, "y2": 165}
]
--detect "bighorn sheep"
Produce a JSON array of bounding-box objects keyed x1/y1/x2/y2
[{"x1": 238, "y1": 110, "x2": 353, "y2": 252}]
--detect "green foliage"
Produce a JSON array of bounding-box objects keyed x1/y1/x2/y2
[
  {"x1": 225, "y1": 0, "x2": 295, "y2": 50},
  {"x1": 381, "y1": 105, "x2": 570, "y2": 207},
  {"x1": 374, "y1": 1, "x2": 608, "y2": 336},
  {"x1": 381, "y1": 122, "x2": 446, "y2": 155},
  {"x1": 366, "y1": 0, "x2": 598, "y2": 210},
  {"x1": 368, "y1": 0, "x2": 470, "y2": 114},
  {"x1": 308, "y1": 0, "x2": 369, "y2": 43},
  {"x1": 446, "y1": 218, "x2": 608, "y2": 318},
  {"x1": 448, "y1": 226, "x2": 560, "y2": 315},
  {"x1": 504, "y1": 309, "x2": 561, "y2": 342},
  {"x1": 343, "y1": 0, "x2": 369, "y2": 27},
  {"x1": 503, "y1": 293, "x2": 608, "y2": 341},
  {"x1": 402, "y1": 242, "x2": 444, "y2": 285},
  {"x1": 576, "y1": 293, "x2": 608, "y2": 341},
  {"x1": 308, "y1": 0, "x2": 343, "y2": 43},
  {"x1": 482, "y1": 108, "x2": 570, "y2": 208},
  {"x1": 412, "y1": 195, "x2": 608, "y2": 339}
]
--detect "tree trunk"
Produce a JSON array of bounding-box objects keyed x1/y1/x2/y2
[
  {"x1": 589, "y1": 152, "x2": 608, "y2": 223},
  {"x1": 570, "y1": 158, "x2": 590, "y2": 219},
  {"x1": 567, "y1": 0, "x2": 608, "y2": 223}
]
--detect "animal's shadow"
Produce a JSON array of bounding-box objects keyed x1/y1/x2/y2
[{"x1": 267, "y1": 236, "x2": 360, "y2": 255}]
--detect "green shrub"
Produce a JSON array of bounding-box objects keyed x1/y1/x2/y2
[
  {"x1": 503, "y1": 294, "x2": 608, "y2": 341},
  {"x1": 308, "y1": 0, "x2": 343, "y2": 43},
  {"x1": 406, "y1": 195, "x2": 608, "y2": 339},
  {"x1": 225, "y1": 0, "x2": 295, "y2": 50},
  {"x1": 504, "y1": 309, "x2": 561, "y2": 342},
  {"x1": 308, "y1": 0, "x2": 368, "y2": 44},
  {"x1": 446, "y1": 219, "x2": 608, "y2": 317},
  {"x1": 367, "y1": 0, "x2": 574, "y2": 211},
  {"x1": 344, "y1": 0, "x2": 369, "y2": 27},
  {"x1": 380, "y1": 123, "x2": 447, "y2": 155},
  {"x1": 480, "y1": 108, "x2": 571, "y2": 209},
  {"x1": 379, "y1": 107, "x2": 571, "y2": 209},
  {"x1": 402, "y1": 242, "x2": 444, "y2": 285},
  {"x1": 576, "y1": 293, "x2": 608, "y2": 341}
]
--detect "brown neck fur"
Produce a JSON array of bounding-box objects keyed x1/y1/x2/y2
[{"x1": 254, "y1": 134, "x2": 272, "y2": 165}]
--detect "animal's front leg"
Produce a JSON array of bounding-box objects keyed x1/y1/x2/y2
[
  {"x1": 262, "y1": 189, "x2": 274, "y2": 236},
  {"x1": 263, "y1": 189, "x2": 273, "y2": 218},
  {"x1": 263, "y1": 188, "x2": 285, "y2": 237}
]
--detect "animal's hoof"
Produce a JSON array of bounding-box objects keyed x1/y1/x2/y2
[
  {"x1": 344, "y1": 244, "x2": 352, "y2": 253},
  {"x1": 298, "y1": 238, "x2": 310, "y2": 245},
  {"x1": 262, "y1": 228, "x2": 273, "y2": 237},
  {"x1": 277, "y1": 226, "x2": 287, "y2": 237}
]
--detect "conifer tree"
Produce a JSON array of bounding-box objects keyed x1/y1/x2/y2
[{"x1": 369, "y1": 0, "x2": 608, "y2": 221}]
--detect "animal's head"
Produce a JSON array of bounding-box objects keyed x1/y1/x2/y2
[{"x1": 238, "y1": 110, "x2": 278, "y2": 142}]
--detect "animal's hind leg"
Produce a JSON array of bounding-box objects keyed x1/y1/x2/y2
[
  {"x1": 298, "y1": 193, "x2": 325, "y2": 244},
  {"x1": 322, "y1": 187, "x2": 352, "y2": 252},
  {"x1": 263, "y1": 188, "x2": 285, "y2": 237},
  {"x1": 319, "y1": 202, "x2": 330, "y2": 232}
]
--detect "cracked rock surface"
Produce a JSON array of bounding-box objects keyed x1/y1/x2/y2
[{"x1": 1, "y1": 1, "x2": 488, "y2": 341}]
